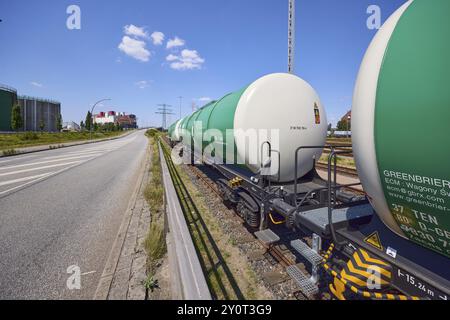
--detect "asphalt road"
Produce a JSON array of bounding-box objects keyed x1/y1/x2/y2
[{"x1": 0, "y1": 130, "x2": 148, "y2": 299}]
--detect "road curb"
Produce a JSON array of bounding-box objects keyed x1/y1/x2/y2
[
  {"x1": 0, "y1": 130, "x2": 135, "y2": 158},
  {"x1": 93, "y1": 138, "x2": 150, "y2": 300}
]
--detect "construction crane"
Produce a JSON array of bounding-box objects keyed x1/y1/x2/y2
[
  {"x1": 288, "y1": 0, "x2": 296, "y2": 74},
  {"x1": 155, "y1": 104, "x2": 174, "y2": 130}
]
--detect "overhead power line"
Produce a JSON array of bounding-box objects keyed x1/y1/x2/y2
[{"x1": 155, "y1": 104, "x2": 175, "y2": 130}]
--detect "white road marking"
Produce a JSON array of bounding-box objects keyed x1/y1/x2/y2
[
  {"x1": 0, "y1": 161, "x2": 88, "y2": 196},
  {"x1": 0, "y1": 133, "x2": 138, "y2": 196},
  {"x1": 42, "y1": 151, "x2": 103, "y2": 160},
  {"x1": 0, "y1": 154, "x2": 101, "y2": 171},
  {"x1": 0, "y1": 172, "x2": 55, "y2": 187},
  {"x1": 0, "y1": 161, "x2": 83, "y2": 177},
  {"x1": 0, "y1": 155, "x2": 38, "y2": 165},
  {"x1": 60, "y1": 147, "x2": 118, "y2": 155}
]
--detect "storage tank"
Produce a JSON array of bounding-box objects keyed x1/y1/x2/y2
[
  {"x1": 17, "y1": 96, "x2": 61, "y2": 132},
  {"x1": 0, "y1": 85, "x2": 18, "y2": 131},
  {"x1": 174, "y1": 73, "x2": 327, "y2": 182},
  {"x1": 352, "y1": 0, "x2": 450, "y2": 258}
]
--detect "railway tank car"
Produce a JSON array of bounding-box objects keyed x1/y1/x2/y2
[
  {"x1": 352, "y1": 0, "x2": 450, "y2": 259},
  {"x1": 170, "y1": 73, "x2": 328, "y2": 183},
  {"x1": 164, "y1": 0, "x2": 449, "y2": 300}
]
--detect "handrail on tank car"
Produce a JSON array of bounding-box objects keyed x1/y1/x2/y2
[
  {"x1": 294, "y1": 145, "x2": 363, "y2": 243},
  {"x1": 260, "y1": 141, "x2": 281, "y2": 187},
  {"x1": 327, "y1": 147, "x2": 355, "y2": 247}
]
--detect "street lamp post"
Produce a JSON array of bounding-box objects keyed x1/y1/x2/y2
[
  {"x1": 347, "y1": 114, "x2": 351, "y2": 139},
  {"x1": 90, "y1": 98, "x2": 111, "y2": 140}
]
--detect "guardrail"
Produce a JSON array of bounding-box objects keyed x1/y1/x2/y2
[{"x1": 158, "y1": 142, "x2": 212, "y2": 300}]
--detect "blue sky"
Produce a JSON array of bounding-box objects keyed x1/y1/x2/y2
[{"x1": 0, "y1": 0, "x2": 407, "y2": 127}]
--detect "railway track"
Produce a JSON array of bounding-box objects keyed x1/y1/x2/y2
[
  {"x1": 316, "y1": 162, "x2": 358, "y2": 178},
  {"x1": 323, "y1": 147, "x2": 353, "y2": 158},
  {"x1": 315, "y1": 162, "x2": 365, "y2": 196},
  {"x1": 160, "y1": 137, "x2": 304, "y2": 296}
]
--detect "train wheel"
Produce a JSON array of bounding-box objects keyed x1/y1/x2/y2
[{"x1": 237, "y1": 191, "x2": 260, "y2": 229}]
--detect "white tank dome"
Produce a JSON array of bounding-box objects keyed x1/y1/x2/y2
[{"x1": 234, "y1": 73, "x2": 327, "y2": 182}]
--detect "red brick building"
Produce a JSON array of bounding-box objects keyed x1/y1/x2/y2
[{"x1": 116, "y1": 113, "x2": 137, "y2": 129}]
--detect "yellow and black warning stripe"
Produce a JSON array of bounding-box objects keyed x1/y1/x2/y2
[
  {"x1": 340, "y1": 248, "x2": 392, "y2": 290},
  {"x1": 229, "y1": 177, "x2": 243, "y2": 188},
  {"x1": 321, "y1": 244, "x2": 420, "y2": 300},
  {"x1": 322, "y1": 243, "x2": 335, "y2": 261}
]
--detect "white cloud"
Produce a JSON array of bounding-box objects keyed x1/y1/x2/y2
[
  {"x1": 30, "y1": 81, "x2": 43, "y2": 88},
  {"x1": 166, "y1": 36, "x2": 185, "y2": 49},
  {"x1": 167, "y1": 49, "x2": 205, "y2": 70},
  {"x1": 124, "y1": 24, "x2": 149, "y2": 39},
  {"x1": 151, "y1": 31, "x2": 165, "y2": 45},
  {"x1": 135, "y1": 80, "x2": 151, "y2": 89},
  {"x1": 118, "y1": 36, "x2": 151, "y2": 62},
  {"x1": 198, "y1": 97, "x2": 212, "y2": 102},
  {"x1": 166, "y1": 54, "x2": 178, "y2": 62}
]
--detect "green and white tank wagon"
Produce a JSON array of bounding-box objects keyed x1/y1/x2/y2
[
  {"x1": 168, "y1": 73, "x2": 328, "y2": 183},
  {"x1": 352, "y1": 0, "x2": 450, "y2": 257}
]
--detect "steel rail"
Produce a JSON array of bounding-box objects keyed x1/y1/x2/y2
[{"x1": 315, "y1": 162, "x2": 358, "y2": 177}]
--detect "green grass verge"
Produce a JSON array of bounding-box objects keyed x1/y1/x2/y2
[
  {"x1": 0, "y1": 130, "x2": 126, "y2": 151},
  {"x1": 143, "y1": 129, "x2": 167, "y2": 278}
]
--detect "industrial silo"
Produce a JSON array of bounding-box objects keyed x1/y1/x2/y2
[
  {"x1": 18, "y1": 96, "x2": 61, "y2": 132},
  {"x1": 0, "y1": 85, "x2": 18, "y2": 132}
]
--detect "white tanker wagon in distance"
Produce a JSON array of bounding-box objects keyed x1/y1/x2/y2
[{"x1": 167, "y1": 0, "x2": 449, "y2": 300}]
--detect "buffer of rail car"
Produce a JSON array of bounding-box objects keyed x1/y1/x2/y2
[{"x1": 158, "y1": 142, "x2": 212, "y2": 300}]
